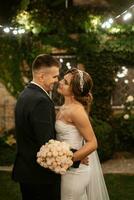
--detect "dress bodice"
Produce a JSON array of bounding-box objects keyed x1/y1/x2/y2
[
  {"x1": 55, "y1": 120, "x2": 83, "y2": 150},
  {"x1": 55, "y1": 121, "x2": 110, "y2": 200}
]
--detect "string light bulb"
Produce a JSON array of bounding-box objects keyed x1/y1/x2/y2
[
  {"x1": 0, "y1": 24, "x2": 26, "y2": 35},
  {"x1": 101, "y1": 4, "x2": 134, "y2": 29},
  {"x1": 3, "y1": 27, "x2": 10, "y2": 33},
  {"x1": 59, "y1": 58, "x2": 63, "y2": 63},
  {"x1": 13, "y1": 30, "x2": 18, "y2": 35},
  {"x1": 18, "y1": 29, "x2": 25, "y2": 34},
  {"x1": 123, "y1": 12, "x2": 132, "y2": 21},
  {"x1": 124, "y1": 80, "x2": 129, "y2": 84}
]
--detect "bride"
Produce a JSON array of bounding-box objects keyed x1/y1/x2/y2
[{"x1": 55, "y1": 68, "x2": 110, "y2": 200}]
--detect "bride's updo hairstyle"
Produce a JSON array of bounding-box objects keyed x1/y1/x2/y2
[{"x1": 65, "y1": 68, "x2": 93, "y2": 114}]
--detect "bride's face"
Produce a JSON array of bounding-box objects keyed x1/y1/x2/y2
[{"x1": 57, "y1": 73, "x2": 73, "y2": 96}]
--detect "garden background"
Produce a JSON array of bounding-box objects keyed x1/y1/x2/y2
[{"x1": 0, "y1": 1, "x2": 134, "y2": 199}]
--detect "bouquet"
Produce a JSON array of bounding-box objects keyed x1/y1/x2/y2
[{"x1": 37, "y1": 139, "x2": 73, "y2": 174}]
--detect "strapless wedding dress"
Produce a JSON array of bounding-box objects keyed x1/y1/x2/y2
[{"x1": 55, "y1": 120, "x2": 110, "y2": 200}]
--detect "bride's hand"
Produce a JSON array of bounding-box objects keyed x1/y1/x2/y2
[{"x1": 81, "y1": 157, "x2": 89, "y2": 165}]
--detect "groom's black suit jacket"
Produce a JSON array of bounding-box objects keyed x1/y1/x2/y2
[{"x1": 12, "y1": 83, "x2": 60, "y2": 184}]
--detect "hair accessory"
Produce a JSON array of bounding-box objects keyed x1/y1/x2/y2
[{"x1": 78, "y1": 70, "x2": 84, "y2": 92}]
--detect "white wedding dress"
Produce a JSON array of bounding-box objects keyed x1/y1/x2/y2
[{"x1": 55, "y1": 120, "x2": 110, "y2": 200}]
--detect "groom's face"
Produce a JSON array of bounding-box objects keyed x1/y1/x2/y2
[{"x1": 42, "y1": 66, "x2": 59, "y2": 92}]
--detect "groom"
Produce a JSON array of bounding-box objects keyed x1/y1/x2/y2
[{"x1": 12, "y1": 54, "x2": 61, "y2": 200}]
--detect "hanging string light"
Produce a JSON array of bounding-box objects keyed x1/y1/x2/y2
[
  {"x1": 0, "y1": 24, "x2": 25, "y2": 35},
  {"x1": 102, "y1": 4, "x2": 134, "y2": 29},
  {"x1": 123, "y1": 12, "x2": 132, "y2": 21},
  {"x1": 1, "y1": 3, "x2": 134, "y2": 33}
]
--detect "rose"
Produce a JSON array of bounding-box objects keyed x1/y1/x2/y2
[
  {"x1": 126, "y1": 95, "x2": 134, "y2": 102},
  {"x1": 37, "y1": 139, "x2": 73, "y2": 174},
  {"x1": 123, "y1": 114, "x2": 129, "y2": 120}
]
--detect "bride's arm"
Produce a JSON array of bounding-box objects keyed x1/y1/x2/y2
[{"x1": 71, "y1": 106, "x2": 98, "y2": 162}]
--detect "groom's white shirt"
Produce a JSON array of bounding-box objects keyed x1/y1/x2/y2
[{"x1": 30, "y1": 81, "x2": 50, "y2": 98}]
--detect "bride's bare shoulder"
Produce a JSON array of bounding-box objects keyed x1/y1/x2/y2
[
  {"x1": 72, "y1": 103, "x2": 84, "y2": 111},
  {"x1": 71, "y1": 103, "x2": 87, "y2": 118}
]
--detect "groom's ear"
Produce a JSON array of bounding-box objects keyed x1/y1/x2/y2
[{"x1": 40, "y1": 72, "x2": 46, "y2": 81}]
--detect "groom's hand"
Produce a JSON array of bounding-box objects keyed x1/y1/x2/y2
[
  {"x1": 81, "y1": 157, "x2": 89, "y2": 165},
  {"x1": 71, "y1": 148, "x2": 81, "y2": 168}
]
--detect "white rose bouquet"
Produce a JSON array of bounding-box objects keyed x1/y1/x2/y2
[{"x1": 37, "y1": 139, "x2": 73, "y2": 174}]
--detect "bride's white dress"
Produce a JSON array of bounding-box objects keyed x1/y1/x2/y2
[{"x1": 55, "y1": 120, "x2": 110, "y2": 200}]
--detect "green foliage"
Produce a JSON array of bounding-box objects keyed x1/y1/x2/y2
[
  {"x1": 1, "y1": 5, "x2": 134, "y2": 121},
  {"x1": 92, "y1": 118, "x2": 114, "y2": 161},
  {"x1": 111, "y1": 114, "x2": 134, "y2": 151},
  {"x1": 84, "y1": 51, "x2": 118, "y2": 120},
  {"x1": 0, "y1": 34, "x2": 52, "y2": 97},
  {"x1": 111, "y1": 95, "x2": 134, "y2": 151},
  {"x1": 103, "y1": 29, "x2": 134, "y2": 53},
  {"x1": 0, "y1": 134, "x2": 16, "y2": 166},
  {"x1": 105, "y1": 174, "x2": 134, "y2": 200},
  {"x1": 1, "y1": 172, "x2": 134, "y2": 200},
  {"x1": 0, "y1": 36, "x2": 23, "y2": 96},
  {"x1": 0, "y1": 172, "x2": 21, "y2": 200},
  {"x1": 20, "y1": 0, "x2": 30, "y2": 10},
  {"x1": 123, "y1": 95, "x2": 134, "y2": 117}
]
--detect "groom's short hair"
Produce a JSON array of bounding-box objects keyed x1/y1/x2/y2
[{"x1": 32, "y1": 54, "x2": 60, "y2": 71}]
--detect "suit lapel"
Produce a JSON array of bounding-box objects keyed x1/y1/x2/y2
[{"x1": 27, "y1": 83, "x2": 54, "y2": 104}]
